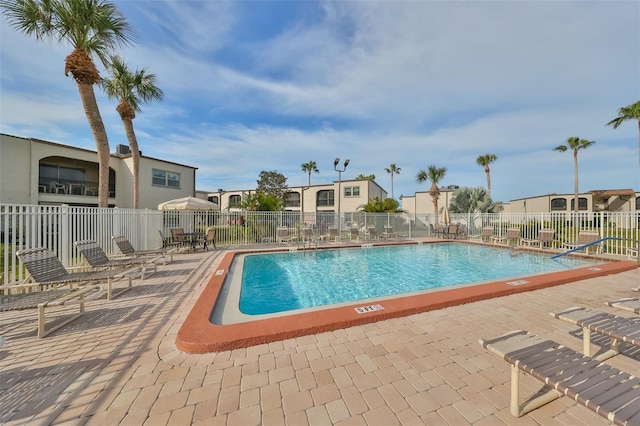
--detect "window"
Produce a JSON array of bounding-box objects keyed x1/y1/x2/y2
[
  {"x1": 570, "y1": 197, "x2": 588, "y2": 211},
  {"x1": 152, "y1": 169, "x2": 180, "y2": 188},
  {"x1": 229, "y1": 195, "x2": 241, "y2": 207},
  {"x1": 344, "y1": 186, "x2": 360, "y2": 197},
  {"x1": 208, "y1": 196, "x2": 219, "y2": 204},
  {"x1": 550, "y1": 198, "x2": 567, "y2": 211},
  {"x1": 636, "y1": 196, "x2": 640, "y2": 211},
  {"x1": 317, "y1": 190, "x2": 334, "y2": 206},
  {"x1": 284, "y1": 191, "x2": 300, "y2": 207}
]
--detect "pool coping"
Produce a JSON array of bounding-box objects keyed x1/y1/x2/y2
[{"x1": 176, "y1": 241, "x2": 639, "y2": 353}]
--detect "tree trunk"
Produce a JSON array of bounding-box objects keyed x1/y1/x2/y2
[
  {"x1": 122, "y1": 117, "x2": 140, "y2": 209},
  {"x1": 573, "y1": 150, "x2": 579, "y2": 213},
  {"x1": 485, "y1": 166, "x2": 491, "y2": 196},
  {"x1": 77, "y1": 83, "x2": 110, "y2": 208}
]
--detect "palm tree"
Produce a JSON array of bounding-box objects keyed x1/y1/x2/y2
[
  {"x1": 476, "y1": 154, "x2": 497, "y2": 196},
  {"x1": 384, "y1": 163, "x2": 401, "y2": 199},
  {"x1": 606, "y1": 100, "x2": 640, "y2": 175},
  {"x1": 101, "y1": 56, "x2": 163, "y2": 209},
  {"x1": 416, "y1": 165, "x2": 447, "y2": 218},
  {"x1": 300, "y1": 161, "x2": 319, "y2": 187},
  {"x1": 1, "y1": 0, "x2": 135, "y2": 207},
  {"x1": 553, "y1": 137, "x2": 595, "y2": 213}
]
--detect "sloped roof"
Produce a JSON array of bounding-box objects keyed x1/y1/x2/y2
[{"x1": 588, "y1": 189, "x2": 636, "y2": 198}]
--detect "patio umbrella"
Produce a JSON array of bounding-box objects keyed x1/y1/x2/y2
[
  {"x1": 441, "y1": 204, "x2": 451, "y2": 225},
  {"x1": 157, "y1": 196, "x2": 218, "y2": 211}
]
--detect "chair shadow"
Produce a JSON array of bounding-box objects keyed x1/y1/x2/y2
[{"x1": 0, "y1": 359, "x2": 98, "y2": 423}]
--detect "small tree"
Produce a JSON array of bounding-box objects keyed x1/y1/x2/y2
[
  {"x1": 355, "y1": 174, "x2": 376, "y2": 180},
  {"x1": 449, "y1": 187, "x2": 501, "y2": 213},
  {"x1": 358, "y1": 197, "x2": 403, "y2": 213},
  {"x1": 256, "y1": 171, "x2": 288, "y2": 201}
]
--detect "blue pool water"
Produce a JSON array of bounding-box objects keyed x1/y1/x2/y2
[{"x1": 239, "y1": 244, "x2": 598, "y2": 315}]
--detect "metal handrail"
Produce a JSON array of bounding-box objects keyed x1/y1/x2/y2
[{"x1": 551, "y1": 237, "x2": 639, "y2": 263}]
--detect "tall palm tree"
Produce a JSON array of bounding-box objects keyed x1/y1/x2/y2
[
  {"x1": 300, "y1": 161, "x2": 319, "y2": 187},
  {"x1": 606, "y1": 100, "x2": 640, "y2": 176},
  {"x1": 101, "y1": 56, "x2": 163, "y2": 209},
  {"x1": 416, "y1": 165, "x2": 447, "y2": 218},
  {"x1": 553, "y1": 137, "x2": 595, "y2": 213},
  {"x1": 476, "y1": 154, "x2": 497, "y2": 196},
  {"x1": 1, "y1": 0, "x2": 135, "y2": 207},
  {"x1": 384, "y1": 163, "x2": 401, "y2": 199}
]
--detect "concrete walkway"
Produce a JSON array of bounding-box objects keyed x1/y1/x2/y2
[{"x1": 1, "y1": 249, "x2": 638, "y2": 425}]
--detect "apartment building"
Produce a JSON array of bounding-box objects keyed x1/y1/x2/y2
[
  {"x1": 201, "y1": 178, "x2": 388, "y2": 213},
  {"x1": 0, "y1": 134, "x2": 198, "y2": 209}
]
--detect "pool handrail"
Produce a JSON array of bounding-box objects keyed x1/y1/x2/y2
[{"x1": 551, "y1": 237, "x2": 639, "y2": 262}]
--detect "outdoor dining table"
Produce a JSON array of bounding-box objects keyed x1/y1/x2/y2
[{"x1": 181, "y1": 232, "x2": 206, "y2": 251}]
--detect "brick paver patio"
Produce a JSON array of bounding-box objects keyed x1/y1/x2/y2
[{"x1": 1, "y1": 248, "x2": 638, "y2": 425}]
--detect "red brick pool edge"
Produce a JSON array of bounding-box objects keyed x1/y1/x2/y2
[{"x1": 176, "y1": 246, "x2": 638, "y2": 353}]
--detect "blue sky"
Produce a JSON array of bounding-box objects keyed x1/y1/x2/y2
[{"x1": 1, "y1": 0, "x2": 639, "y2": 204}]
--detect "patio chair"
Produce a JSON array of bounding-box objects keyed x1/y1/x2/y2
[
  {"x1": 366, "y1": 225, "x2": 379, "y2": 240},
  {"x1": 74, "y1": 240, "x2": 159, "y2": 279},
  {"x1": 349, "y1": 226, "x2": 361, "y2": 241},
  {"x1": 382, "y1": 224, "x2": 395, "y2": 240},
  {"x1": 561, "y1": 230, "x2": 601, "y2": 254},
  {"x1": 205, "y1": 227, "x2": 217, "y2": 250},
  {"x1": 170, "y1": 228, "x2": 188, "y2": 248},
  {"x1": 276, "y1": 226, "x2": 297, "y2": 244},
  {"x1": 519, "y1": 228, "x2": 558, "y2": 249},
  {"x1": 301, "y1": 226, "x2": 321, "y2": 247},
  {"x1": 112, "y1": 235, "x2": 173, "y2": 264},
  {"x1": 479, "y1": 329, "x2": 640, "y2": 422},
  {"x1": 469, "y1": 226, "x2": 494, "y2": 242},
  {"x1": 327, "y1": 226, "x2": 342, "y2": 243},
  {"x1": 1, "y1": 281, "x2": 105, "y2": 338},
  {"x1": 491, "y1": 227, "x2": 520, "y2": 245},
  {"x1": 15, "y1": 247, "x2": 134, "y2": 301},
  {"x1": 429, "y1": 224, "x2": 444, "y2": 238},
  {"x1": 443, "y1": 224, "x2": 459, "y2": 239}
]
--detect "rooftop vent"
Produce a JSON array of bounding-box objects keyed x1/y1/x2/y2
[{"x1": 116, "y1": 144, "x2": 130, "y2": 155}]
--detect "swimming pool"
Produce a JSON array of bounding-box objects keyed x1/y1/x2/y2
[
  {"x1": 239, "y1": 244, "x2": 597, "y2": 315},
  {"x1": 176, "y1": 241, "x2": 637, "y2": 352}
]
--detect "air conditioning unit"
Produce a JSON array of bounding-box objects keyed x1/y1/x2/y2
[{"x1": 116, "y1": 144, "x2": 130, "y2": 155}]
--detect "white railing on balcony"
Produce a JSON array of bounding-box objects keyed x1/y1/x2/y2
[{"x1": 1, "y1": 204, "x2": 638, "y2": 285}]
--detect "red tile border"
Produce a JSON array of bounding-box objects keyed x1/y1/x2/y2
[{"x1": 176, "y1": 243, "x2": 638, "y2": 353}]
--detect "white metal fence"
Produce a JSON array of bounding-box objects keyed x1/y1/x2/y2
[{"x1": 1, "y1": 204, "x2": 638, "y2": 285}]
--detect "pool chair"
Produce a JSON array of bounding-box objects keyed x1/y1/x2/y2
[
  {"x1": 112, "y1": 235, "x2": 173, "y2": 264},
  {"x1": 491, "y1": 227, "x2": 520, "y2": 245},
  {"x1": 606, "y1": 298, "x2": 640, "y2": 314},
  {"x1": 550, "y1": 306, "x2": 640, "y2": 361},
  {"x1": 276, "y1": 226, "x2": 297, "y2": 244},
  {"x1": 348, "y1": 226, "x2": 361, "y2": 241},
  {"x1": 469, "y1": 226, "x2": 494, "y2": 242},
  {"x1": 327, "y1": 226, "x2": 342, "y2": 243},
  {"x1": 479, "y1": 329, "x2": 640, "y2": 422},
  {"x1": 74, "y1": 240, "x2": 159, "y2": 279},
  {"x1": 15, "y1": 247, "x2": 134, "y2": 303},
  {"x1": 561, "y1": 230, "x2": 601, "y2": 254},
  {"x1": 382, "y1": 224, "x2": 395, "y2": 240},
  {"x1": 366, "y1": 225, "x2": 379, "y2": 240},
  {"x1": 1, "y1": 280, "x2": 105, "y2": 338},
  {"x1": 520, "y1": 228, "x2": 558, "y2": 248}
]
